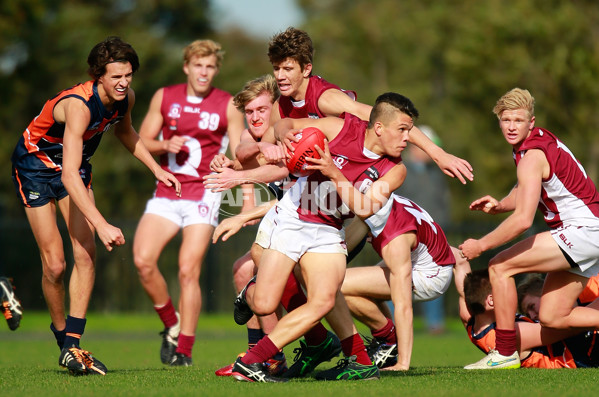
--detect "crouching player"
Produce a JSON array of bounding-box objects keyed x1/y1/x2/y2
[{"x1": 338, "y1": 195, "x2": 456, "y2": 370}]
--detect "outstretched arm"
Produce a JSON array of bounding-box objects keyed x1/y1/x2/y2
[
  {"x1": 408, "y1": 126, "x2": 473, "y2": 184},
  {"x1": 212, "y1": 200, "x2": 277, "y2": 243},
  {"x1": 459, "y1": 150, "x2": 545, "y2": 260},
  {"x1": 451, "y1": 246, "x2": 473, "y2": 329}
]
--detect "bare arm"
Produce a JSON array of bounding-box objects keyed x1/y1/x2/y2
[
  {"x1": 460, "y1": 150, "x2": 546, "y2": 260},
  {"x1": 113, "y1": 91, "x2": 181, "y2": 196},
  {"x1": 317, "y1": 88, "x2": 372, "y2": 121},
  {"x1": 273, "y1": 116, "x2": 344, "y2": 153},
  {"x1": 408, "y1": 126, "x2": 473, "y2": 184},
  {"x1": 203, "y1": 162, "x2": 289, "y2": 192},
  {"x1": 451, "y1": 246, "x2": 473, "y2": 328},
  {"x1": 60, "y1": 98, "x2": 125, "y2": 251},
  {"x1": 139, "y1": 88, "x2": 188, "y2": 155},
  {"x1": 212, "y1": 199, "x2": 277, "y2": 243}
]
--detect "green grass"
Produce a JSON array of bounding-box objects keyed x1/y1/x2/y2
[{"x1": 1, "y1": 312, "x2": 598, "y2": 396}]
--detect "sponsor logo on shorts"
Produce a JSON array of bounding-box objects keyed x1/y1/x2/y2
[
  {"x1": 28, "y1": 191, "x2": 40, "y2": 200},
  {"x1": 559, "y1": 233, "x2": 574, "y2": 249}
]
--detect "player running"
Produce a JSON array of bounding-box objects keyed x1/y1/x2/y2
[{"x1": 132, "y1": 39, "x2": 244, "y2": 366}]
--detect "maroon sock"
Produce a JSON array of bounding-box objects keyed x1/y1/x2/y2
[
  {"x1": 280, "y1": 273, "x2": 307, "y2": 311},
  {"x1": 241, "y1": 336, "x2": 280, "y2": 364},
  {"x1": 341, "y1": 334, "x2": 372, "y2": 365},
  {"x1": 279, "y1": 273, "x2": 328, "y2": 346},
  {"x1": 495, "y1": 328, "x2": 517, "y2": 356},
  {"x1": 176, "y1": 333, "x2": 195, "y2": 357},
  {"x1": 371, "y1": 318, "x2": 397, "y2": 345},
  {"x1": 154, "y1": 298, "x2": 178, "y2": 328}
]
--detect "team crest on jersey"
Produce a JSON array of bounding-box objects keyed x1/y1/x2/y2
[
  {"x1": 333, "y1": 155, "x2": 348, "y2": 169},
  {"x1": 168, "y1": 103, "x2": 182, "y2": 119}
]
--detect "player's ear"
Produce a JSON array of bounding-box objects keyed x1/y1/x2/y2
[
  {"x1": 302, "y1": 63, "x2": 312, "y2": 77},
  {"x1": 486, "y1": 294, "x2": 494, "y2": 310},
  {"x1": 374, "y1": 121, "x2": 384, "y2": 136}
]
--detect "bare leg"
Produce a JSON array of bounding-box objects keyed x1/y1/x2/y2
[{"x1": 25, "y1": 202, "x2": 67, "y2": 330}]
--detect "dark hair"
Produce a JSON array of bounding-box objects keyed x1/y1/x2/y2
[
  {"x1": 368, "y1": 92, "x2": 419, "y2": 128},
  {"x1": 267, "y1": 27, "x2": 313, "y2": 70},
  {"x1": 87, "y1": 36, "x2": 139, "y2": 80},
  {"x1": 517, "y1": 274, "x2": 544, "y2": 314},
  {"x1": 464, "y1": 269, "x2": 492, "y2": 316}
]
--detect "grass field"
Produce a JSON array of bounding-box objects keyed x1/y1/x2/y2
[{"x1": 1, "y1": 312, "x2": 597, "y2": 396}]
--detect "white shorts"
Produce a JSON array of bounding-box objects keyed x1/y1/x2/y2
[
  {"x1": 144, "y1": 192, "x2": 221, "y2": 228},
  {"x1": 410, "y1": 244, "x2": 453, "y2": 301},
  {"x1": 256, "y1": 205, "x2": 347, "y2": 263},
  {"x1": 551, "y1": 225, "x2": 599, "y2": 278}
]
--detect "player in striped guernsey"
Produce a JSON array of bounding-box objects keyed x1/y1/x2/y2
[{"x1": 10, "y1": 36, "x2": 180, "y2": 375}]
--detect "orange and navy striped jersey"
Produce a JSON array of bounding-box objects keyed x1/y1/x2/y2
[
  {"x1": 11, "y1": 80, "x2": 128, "y2": 175},
  {"x1": 467, "y1": 315, "x2": 599, "y2": 368},
  {"x1": 578, "y1": 275, "x2": 599, "y2": 305}
]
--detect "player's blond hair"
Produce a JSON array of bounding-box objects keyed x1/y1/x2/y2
[
  {"x1": 493, "y1": 88, "x2": 535, "y2": 120},
  {"x1": 183, "y1": 39, "x2": 224, "y2": 68},
  {"x1": 233, "y1": 75, "x2": 280, "y2": 112}
]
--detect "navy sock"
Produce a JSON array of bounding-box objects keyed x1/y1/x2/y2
[
  {"x1": 50, "y1": 323, "x2": 66, "y2": 350},
  {"x1": 63, "y1": 315, "x2": 86, "y2": 348},
  {"x1": 247, "y1": 328, "x2": 265, "y2": 348}
]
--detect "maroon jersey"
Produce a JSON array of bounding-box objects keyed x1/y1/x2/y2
[
  {"x1": 367, "y1": 195, "x2": 455, "y2": 266},
  {"x1": 155, "y1": 84, "x2": 232, "y2": 200},
  {"x1": 278, "y1": 75, "x2": 356, "y2": 119},
  {"x1": 277, "y1": 113, "x2": 401, "y2": 229},
  {"x1": 514, "y1": 127, "x2": 599, "y2": 228}
]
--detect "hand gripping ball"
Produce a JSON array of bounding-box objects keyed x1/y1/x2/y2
[{"x1": 285, "y1": 127, "x2": 326, "y2": 177}]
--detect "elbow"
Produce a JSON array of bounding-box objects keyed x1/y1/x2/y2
[{"x1": 515, "y1": 215, "x2": 534, "y2": 233}]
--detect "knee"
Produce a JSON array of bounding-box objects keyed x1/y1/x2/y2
[
  {"x1": 307, "y1": 294, "x2": 336, "y2": 318},
  {"x1": 178, "y1": 261, "x2": 201, "y2": 286},
  {"x1": 133, "y1": 250, "x2": 159, "y2": 282},
  {"x1": 43, "y1": 259, "x2": 67, "y2": 284},
  {"x1": 252, "y1": 290, "x2": 279, "y2": 317}
]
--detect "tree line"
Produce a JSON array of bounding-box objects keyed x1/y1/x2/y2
[{"x1": 1, "y1": 0, "x2": 597, "y2": 311}]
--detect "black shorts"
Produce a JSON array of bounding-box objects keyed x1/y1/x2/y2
[{"x1": 11, "y1": 164, "x2": 92, "y2": 208}]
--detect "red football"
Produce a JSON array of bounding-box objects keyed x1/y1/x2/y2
[{"x1": 285, "y1": 127, "x2": 326, "y2": 177}]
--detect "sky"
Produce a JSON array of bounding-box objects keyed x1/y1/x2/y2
[{"x1": 209, "y1": 0, "x2": 304, "y2": 38}]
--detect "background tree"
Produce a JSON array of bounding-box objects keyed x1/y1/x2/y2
[{"x1": 1, "y1": 0, "x2": 598, "y2": 312}]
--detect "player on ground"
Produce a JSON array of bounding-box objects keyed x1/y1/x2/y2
[
  {"x1": 456, "y1": 263, "x2": 599, "y2": 368},
  {"x1": 10, "y1": 36, "x2": 180, "y2": 375},
  {"x1": 459, "y1": 88, "x2": 599, "y2": 369},
  {"x1": 518, "y1": 274, "x2": 599, "y2": 321},
  {"x1": 132, "y1": 39, "x2": 244, "y2": 366},
  {"x1": 230, "y1": 93, "x2": 416, "y2": 382},
  {"x1": 338, "y1": 195, "x2": 456, "y2": 371}
]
